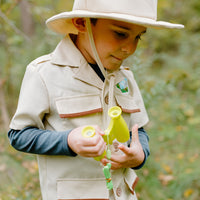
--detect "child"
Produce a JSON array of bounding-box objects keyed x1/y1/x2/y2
[{"x1": 8, "y1": 0, "x2": 184, "y2": 199}]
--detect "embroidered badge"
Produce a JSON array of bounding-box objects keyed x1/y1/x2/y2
[{"x1": 116, "y1": 78, "x2": 129, "y2": 93}]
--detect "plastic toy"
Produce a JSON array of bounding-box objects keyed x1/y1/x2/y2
[{"x1": 81, "y1": 106, "x2": 130, "y2": 190}]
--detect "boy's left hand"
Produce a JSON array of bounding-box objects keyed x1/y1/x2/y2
[{"x1": 101, "y1": 124, "x2": 144, "y2": 170}]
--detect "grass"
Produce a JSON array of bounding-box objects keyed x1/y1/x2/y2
[
  {"x1": 136, "y1": 123, "x2": 200, "y2": 200},
  {"x1": 0, "y1": 133, "x2": 41, "y2": 200}
]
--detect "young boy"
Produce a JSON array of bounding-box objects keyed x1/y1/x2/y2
[{"x1": 8, "y1": 0, "x2": 184, "y2": 199}]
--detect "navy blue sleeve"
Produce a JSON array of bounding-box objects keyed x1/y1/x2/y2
[
  {"x1": 130, "y1": 127, "x2": 150, "y2": 170},
  {"x1": 8, "y1": 126, "x2": 149, "y2": 168},
  {"x1": 8, "y1": 127, "x2": 77, "y2": 156}
]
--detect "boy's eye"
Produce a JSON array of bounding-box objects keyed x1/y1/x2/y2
[
  {"x1": 135, "y1": 34, "x2": 142, "y2": 41},
  {"x1": 114, "y1": 31, "x2": 128, "y2": 39}
]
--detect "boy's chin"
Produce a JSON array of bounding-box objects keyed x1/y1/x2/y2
[{"x1": 104, "y1": 62, "x2": 122, "y2": 71}]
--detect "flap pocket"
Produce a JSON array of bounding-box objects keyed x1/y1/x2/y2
[
  {"x1": 56, "y1": 94, "x2": 102, "y2": 118},
  {"x1": 115, "y1": 95, "x2": 140, "y2": 114},
  {"x1": 124, "y1": 168, "x2": 139, "y2": 194},
  {"x1": 57, "y1": 178, "x2": 109, "y2": 199}
]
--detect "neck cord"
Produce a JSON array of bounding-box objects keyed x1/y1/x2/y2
[{"x1": 85, "y1": 18, "x2": 107, "y2": 78}]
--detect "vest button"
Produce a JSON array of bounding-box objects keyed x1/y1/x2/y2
[
  {"x1": 113, "y1": 141, "x2": 119, "y2": 152},
  {"x1": 104, "y1": 95, "x2": 109, "y2": 104},
  {"x1": 116, "y1": 187, "x2": 122, "y2": 197}
]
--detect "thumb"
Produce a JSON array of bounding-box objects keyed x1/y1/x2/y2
[{"x1": 131, "y1": 124, "x2": 139, "y2": 143}]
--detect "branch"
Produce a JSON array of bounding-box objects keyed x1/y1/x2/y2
[
  {"x1": 5, "y1": 0, "x2": 21, "y2": 15},
  {"x1": 0, "y1": 8, "x2": 31, "y2": 42}
]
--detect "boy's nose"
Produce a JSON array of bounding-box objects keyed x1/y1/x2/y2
[{"x1": 121, "y1": 41, "x2": 138, "y2": 55}]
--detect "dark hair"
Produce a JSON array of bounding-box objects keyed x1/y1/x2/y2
[{"x1": 90, "y1": 18, "x2": 98, "y2": 25}]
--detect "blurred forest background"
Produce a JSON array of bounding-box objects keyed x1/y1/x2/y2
[{"x1": 0, "y1": 0, "x2": 199, "y2": 199}]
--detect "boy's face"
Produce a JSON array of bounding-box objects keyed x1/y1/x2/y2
[{"x1": 75, "y1": 19, "x2": 146, "y2": 71}]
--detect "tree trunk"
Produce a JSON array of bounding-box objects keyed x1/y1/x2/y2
[
  {"x1": 0, "y1": 79, "x2": 9, "y2": 131},
  {"x1": 19, "y1": 0, "x2": 35, "y2": 37}
]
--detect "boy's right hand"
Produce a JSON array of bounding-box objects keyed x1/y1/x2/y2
[{"x1": 68, "y1": 126, "x2": 106, "y2": 158}]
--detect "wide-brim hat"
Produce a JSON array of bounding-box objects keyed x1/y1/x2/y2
[{"x1": 46, "y1": 0, "x2": 184, "y2": 35}]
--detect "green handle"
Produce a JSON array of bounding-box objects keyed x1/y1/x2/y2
[{"x1": 103, "y1": 163, "x2": 113, "y2": 190}]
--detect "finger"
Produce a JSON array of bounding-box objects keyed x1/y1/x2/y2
[
  {"x1": 84, "y1": 137, "x2": 106, "y2": 153},
  {"x1": 109, "y1": 153, "x2": 127, "y2": 164},
  {"x1": 117, "y1": 144, "x2": 132, "y2": 155},
  {"x1": 82, "y1": 133, "x2": 104, "y2": 147},
  {"x1": 80, "y1": 144, "x2": 106, "y2": 157},
  {"x1": 95, "y1": 126, "x2": 105, "y2": 136},
  {"x1": 101, "y1": 158, "x2": 122, "y2": 170},
  {"x1": 100, "y1": 158, "x2": 109, "y2": 165},
  {"x1": 131, "y1": 124, "x2": 139, "y2": 142}
]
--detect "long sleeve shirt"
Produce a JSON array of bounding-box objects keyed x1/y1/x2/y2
[{"x1": 8, "y1": 126, "x2": 149, "y2": 169}]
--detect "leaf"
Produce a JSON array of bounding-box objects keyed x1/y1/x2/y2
[
  {"x1": 188, "y1": 117, "x2": 200, "y2": 125},
  {"x1": 184, "y1": 189, "x2": 194, "y2": 197},
  {"x1": 185, "y1": 168, "x2": 193, "y2": 174},
  {"x1": 189, "y1": 153, "x2": 199, "y2": 163},
  {"x1": 177, "y1": 153, "x2": 184, "y2": 160},
  {"x1": 22, "y1": 160, "x2": 38, "y2": 174},
  {"x1": 158, "y1": 173, "x2": 175, "y2": 186},
  {"x1": 162, "y1": 164, "x2": 173, "y2": 174},
  {"x1": 142, "y1": 169, "x2": 149, "y2": 177}
]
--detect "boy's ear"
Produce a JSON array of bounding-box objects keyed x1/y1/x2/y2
[{"x1": 72, "y1": 18, "x2": 87, "y2": 32}]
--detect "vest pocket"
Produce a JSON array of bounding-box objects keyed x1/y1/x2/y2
[
  {"x1": 56, "y1": 178, "x2": 109, "y2": 200},
  {"x1": 115, "y1": 95, "x2": 140, "y2": 114},
  {"x1": 124, "y1": 168, "x2": 139, "y2": 195},
  {"x1": 55, "y1": 94, "x2": 103, "y2": 118}
]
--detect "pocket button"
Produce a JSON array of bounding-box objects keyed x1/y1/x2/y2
[
  {"x1": 113, "y1": 141, "x2": 119, "y2": 152},
  {"x1": 105, "y1": 95, "x2": 109, "y2": 104},
  {"x1": 116, "y1": 187, "x2": 122, "y2": 197}
]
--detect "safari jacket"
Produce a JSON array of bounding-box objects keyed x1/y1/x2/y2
[{"x1": 10, "y1": 35, "x2": 149, "y2": 200}]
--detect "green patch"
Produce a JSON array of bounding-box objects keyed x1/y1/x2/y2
[{"x1": 116, "y1": 78, "x2": 129, "y2": 93}]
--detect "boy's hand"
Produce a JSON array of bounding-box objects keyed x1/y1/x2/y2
[
  {"x1": 68, "y1": 126, "x2": 106, "y2": 157},
  {"x1": 101, "y1": 124, "x2": 145, "y2": 170}
]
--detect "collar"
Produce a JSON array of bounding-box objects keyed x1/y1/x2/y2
[
  {"x1": 51, "y1": 34, "x2": 84, "y2": 67},
  {"x1": 50, "y1": 35, "x2": 125, "y2": 90},
  {"x1": 50, "y1": 35, "x2": 103, "y2": 89}
]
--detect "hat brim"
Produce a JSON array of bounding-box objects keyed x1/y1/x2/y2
[{"x1": 46, "y1": 10, "x2": 184, "y2": 35}]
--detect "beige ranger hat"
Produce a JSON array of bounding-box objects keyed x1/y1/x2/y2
[{"x1": 46, "y1": 0, "x2": 184, "y2": 35}]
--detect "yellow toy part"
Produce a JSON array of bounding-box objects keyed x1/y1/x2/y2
[
  {"x1": 81, "y1": 106, "x2": 130, "y2": 160},
  {"x1": 81, "y1": 126, "x2": 96, "y2": 138},
  {"x1": 103, "y1": 106, "x2": 130, "y2": 144},
  {"x1": 81, "y1": 106, "x2": 130, "y2": 190},
  {"x1": 81, "y1": 126, "x2": 106, "y2": 161}
]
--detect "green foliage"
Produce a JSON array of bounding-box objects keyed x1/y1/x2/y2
[
  {"x1": 0, "y1": 133, "x2": 40, "y2": 200},
  {"x1": 136, "y1": 124, "x2": 200, "y2": 200}
]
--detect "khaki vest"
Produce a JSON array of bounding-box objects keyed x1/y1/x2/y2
[{"x1": 10, "y1": 35, "x2": 149, "y2": 200}]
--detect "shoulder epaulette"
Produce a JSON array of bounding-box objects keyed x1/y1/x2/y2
[{"x1": 30, "y1": 54, "x2": 51, "y2": 67}]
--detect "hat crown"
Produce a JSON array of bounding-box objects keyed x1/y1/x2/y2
[{"x1": 73, "y1": 0, "x2": 157, "y2": 20}]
